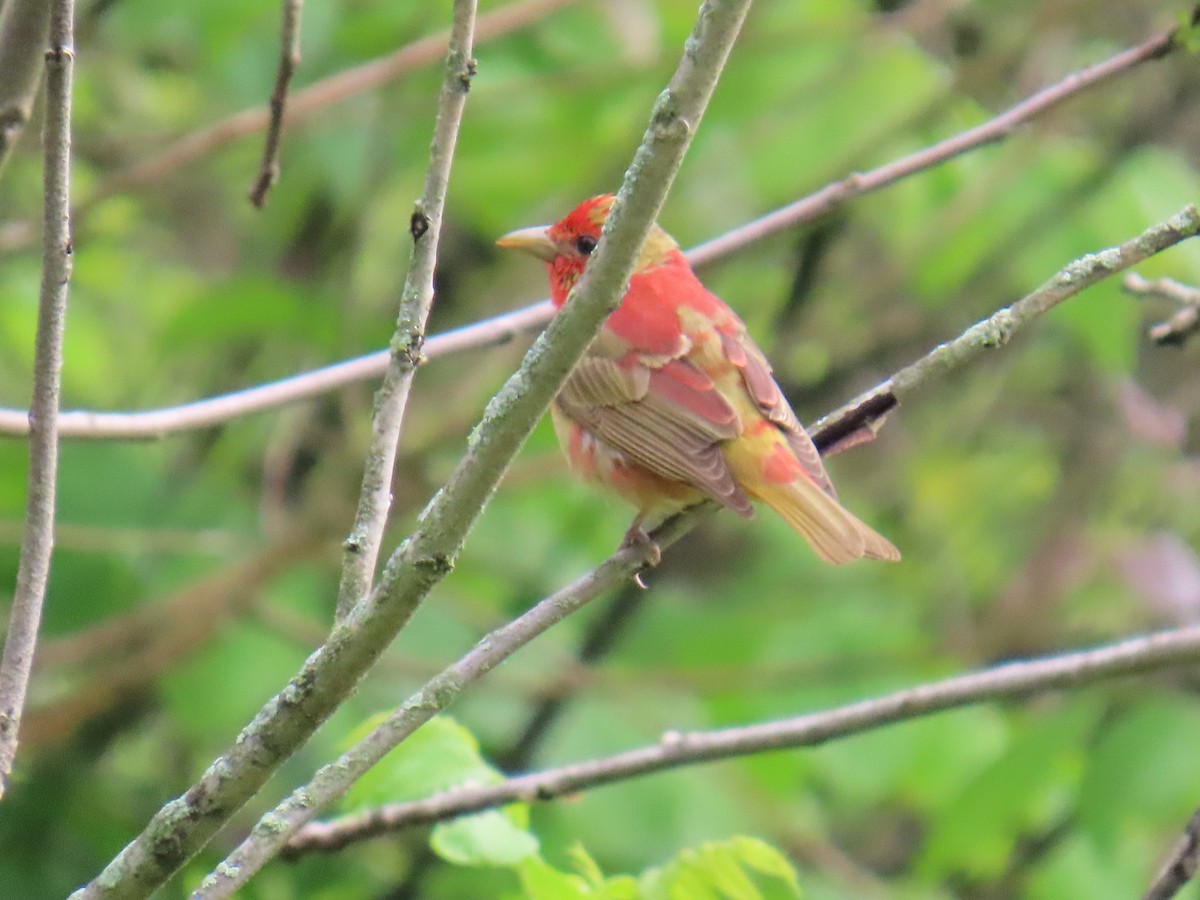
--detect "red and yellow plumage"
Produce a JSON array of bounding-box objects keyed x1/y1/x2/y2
[{"x1": 498, "y1": 195, "x2": 899, "y2": 564}]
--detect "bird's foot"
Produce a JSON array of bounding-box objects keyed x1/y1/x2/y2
[{"x1": 621, "y1": 521, "x2": 662, "y2": 588}]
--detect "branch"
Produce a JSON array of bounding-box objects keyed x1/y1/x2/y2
[
  {"x1": 1124, "y1": 272, "x2": 1200, "y2": 346},
  {"x1": 333, "y1": 0, "x2": 477, "y2": 623},
  {"x1": 71, "y1": 1, "x2": 751, "y2": 896},
  {"x1": 0, "y1": 0, "x2": 74, "y2": 801},
  {"x1": 0, "y1": 0, "x2": 51, "y2": 175},
  {"x1": 811, "y1": 205, "x2": 1200, "y2": 444},
  {"x1": 0, "y1": 23, "x2": 1181, "y2": 440},
  {"x1": 1145, "y1": 809, "x2": 1200, "y2": 900},
  {"x1": 0, "y1": 301, "x2": 553, "y2": 439},
  {"x1": 193, "y1": 513, "x2": 695, "y2": 897},
  {"x1": 286, "y1": 624, "x2": 1200, "y2": 854},
  {"x1": 85, "y1": 0, "x2": 581, "y2": 207},
  {"x1": 247, "y1": 0, "x2": 302, "y2": 208},
  {"x1": 202, "y1": 204, "x2": 1200, "y2": 884},
  {"x1": 684, "y1": 23, "x2": 1179, "y2": 267}
]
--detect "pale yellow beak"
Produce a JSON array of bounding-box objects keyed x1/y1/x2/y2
[{"x1": 496, "y1": 225, "x2": 557, "y2": 262}]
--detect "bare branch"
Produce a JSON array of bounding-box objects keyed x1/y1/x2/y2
[
  {"x1": 334, "y1": 0, "x2": 477, "y2": 623},
  {"x1": 286, "y1": 624, "x2": 1200, "y2": 855},
  {"x1": 0, "y1": 0, "x2": 51, "y2": 174},
  {"x1": 1124, "y1": 272, "x2": 1200, "y2": 346},
  {"x1": 247, "y1": 0, "x2": 303, "y2": 208},
  {"x1": 811, "y1": 205, "x2": 1200, "y2": 443},
  {"x1": 87, "y1": 0, "x2": 581, "y2": 207},
  {"x1": 0, "y1": 301, "x2": 553, "y2": 439},
  {"x1": 1144, "y1": 809, "x2": 1200, "y2": 900},
  {"x1": 0, "y1": 24, "x2": 1182, "y2": 440},
  {"x1": 70, "y1": 0, "x2": 751, "y2": 895},
  {"x1": 685, "y1": 23, "x2": 1178, "y2": 267},
  {"x1": 0, "y1": 0, "x2": 74, "y2": 801}
]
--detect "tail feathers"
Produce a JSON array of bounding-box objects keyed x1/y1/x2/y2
[{"x1": 757, "y1": 476, "x2": 900, "y2": 565}]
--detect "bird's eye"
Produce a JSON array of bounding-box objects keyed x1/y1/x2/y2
[{"x1": 575, "y1": 235, "x2": 597, "y2": 256}]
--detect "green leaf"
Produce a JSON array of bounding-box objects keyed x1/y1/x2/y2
[
  {"x1": 641, "y1": 837, "x2": 802, "y2": 900},
  {"x1": 342, "y1": 715, "x2": 502, "y2": 811},
  {"x1": 431, "y1": 809, "x2": 540, "y2": 867}
]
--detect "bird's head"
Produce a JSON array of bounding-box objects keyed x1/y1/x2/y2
[{"x1": 498, "y1": 194, "x2": 680, "y2": 306}]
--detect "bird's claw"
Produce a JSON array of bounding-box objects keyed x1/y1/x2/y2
[{"x1": 621, "y1": 522, "x2": 662, "y2": 588}]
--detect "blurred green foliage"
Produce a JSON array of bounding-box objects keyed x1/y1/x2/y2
[{"x1": 1, "y1": 0, "x2": 1199, "y2": 897}]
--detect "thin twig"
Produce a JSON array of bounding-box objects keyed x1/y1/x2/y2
[
  {"x1": 0, "y1": 0, "x2": 74, "y2": 801},
  {"x1": 1124, "y1": 272, "x2": 1200, "y2": 346},
  {"x1": 0, "y1": 0, "x2": 53, "y2": 175},
  {"x1": 333, "y1": 0, "x2": 477, "y2": 623},
  {"x1": 286, "y1": 624, "x2": 1200, "y2": 854},
  {"x1": 71, "y1": 1, "x2": 751, "y2": 896},
  {"x1": 0, "y1": 24, "x2": 1181, "y2": 440},
  {"x1": 1144, "y1": 809, "x2": 1200, "y2": 900},
  {"x1": 248, "y1": 0, "x2": 302, "y2": 208},
  {"x1": 811, "y1": 205, "x2": 1200, "y2": 443},
  {"x1": 89, "y1": 0, "x2": 580, "y2": 207},
  {"x1": 685, "y1": 23, "x2": 1179, "y2": 267}
]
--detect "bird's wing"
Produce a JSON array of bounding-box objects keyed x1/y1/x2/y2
[
  {"x1": 718, "y1": 329, "x2": 837, "y2": 498},
  {"x1": 556, "y1": 354, "x2": 754, "y2": 516}
]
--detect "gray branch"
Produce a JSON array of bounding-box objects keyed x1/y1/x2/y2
[
  {"x1": 287, "y1": 624, "x2": 1200, "y2": 854},
  {"x1": 334, "y1": 0, "x2": 476, "y2": 623},
  {"x1": 70, "y1": 1, "x2": 753, "y2": 896},
  {"x1": 0, "y1": 0, "x2": 74, "y2": 801},
  {"x1": 0, "y1": 0, "x2": 51, "y2": 174}
]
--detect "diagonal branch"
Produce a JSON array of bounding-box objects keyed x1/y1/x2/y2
[
  {"x1": 0, "y1": 22, "x2": 1182, "y2": 441},
  {"x1": 0, "y1": 0, "x2": 75, "y2": 801},
  {"x1": 247, "y1": 0, "x2": 303, "y2": 208},
  {"x1": 1144, "y1": 808, "x2": 1200, "y2": 900},
  {"x1": 286, "y1": 623, "x2": 1200, "y2": 855},
  {"x1": 810, "y1": 205, "x2": 1200, "y2": 443},
  {"x1": 0, "y1": 0, "x2": 52, "y2": 175},
  {"x1": 70, "y1": 1, "x2": 753, "y2": 896}
]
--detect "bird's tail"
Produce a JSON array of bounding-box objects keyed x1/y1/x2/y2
[{"x1": 755, "y1": 475, "x2": 900, "y2": 565}]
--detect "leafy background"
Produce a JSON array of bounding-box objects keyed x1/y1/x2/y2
[{"x1": 2, "y1": 0, "x2": 1200, "y2": 897}]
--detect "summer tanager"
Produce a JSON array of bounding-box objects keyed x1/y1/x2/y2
[{"x1": 498, "y1": 195, "x2": 899, "y2": 564}]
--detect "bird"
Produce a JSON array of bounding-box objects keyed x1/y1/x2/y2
[{"x1": 497, "y1": 194, "x2": 899, "y2": 565}]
